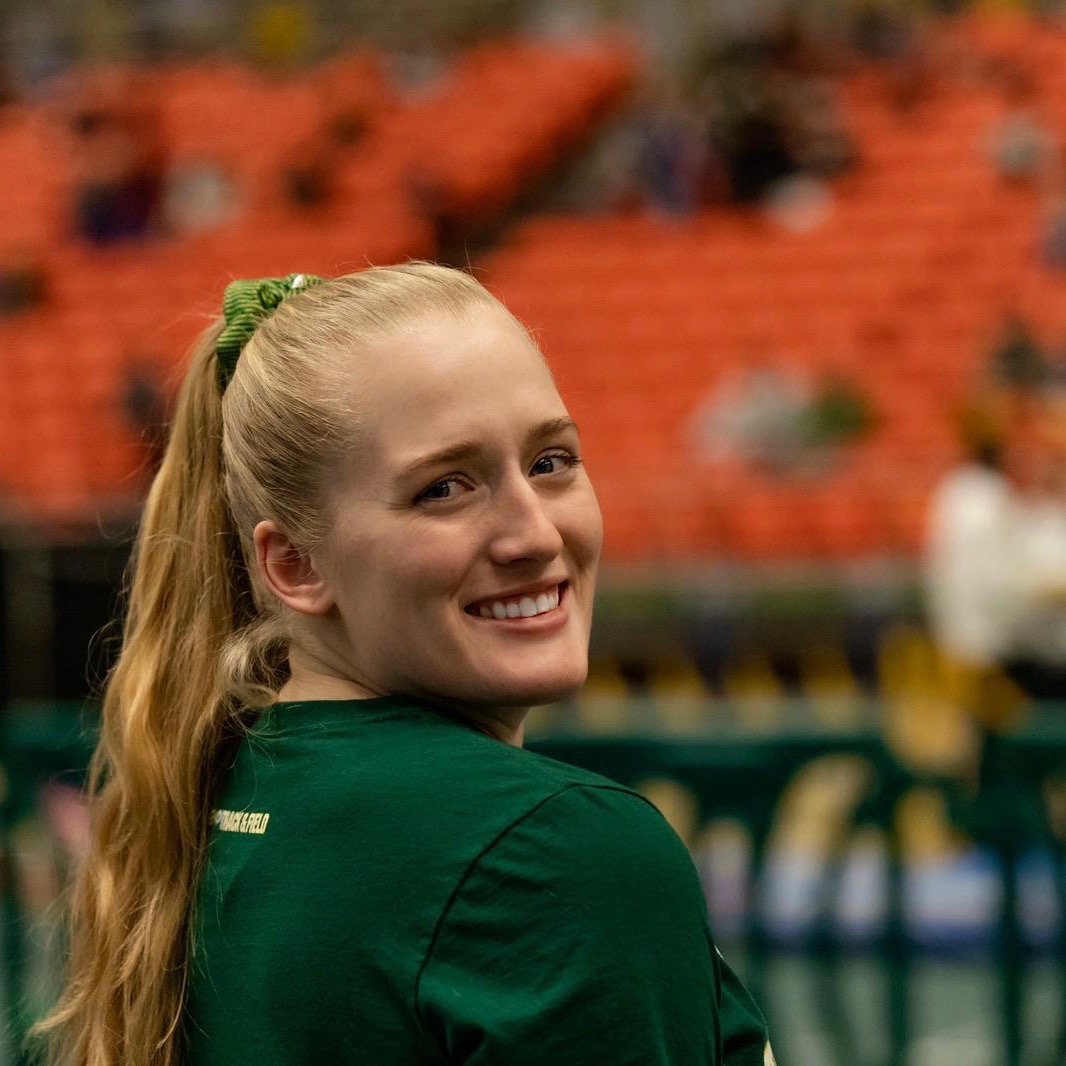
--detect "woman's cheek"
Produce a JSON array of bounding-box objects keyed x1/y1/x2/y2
[
  {"x1": 565, "y1": 492, "x2": 604, "y2": 562},
  {"x1": 390, "y1": 532, "x2": 471, "y2": 589}
]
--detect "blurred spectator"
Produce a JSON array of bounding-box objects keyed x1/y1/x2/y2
[
  {"x1": 858, "y1": 8, "x2": 936, "y2": 117},
  {"x1": 282, "y1": 108, "x2": 371, "y2": 211},
  {"x1": 989, "y1": 109, "x2": 1055, "y2": 183},
  {"x1": 691, "y1": 360, "x2": 876, "y2": 475},
  {"x1": 784, "y1": 76, "x2": 858, "y2": 179},
  {"x1": 283, "y1": 153, "x2": 332, "y2": 209},
  {"x1": 925, "y1": 415, "x2": 1023, "y2": 733},
  {"x1": 69, "y1": 83, "x2": 166, "y2": 245},
  {"x1": 1002, "y1": 386, "x2": 1066, "y2": 699},
  {"x1": 389, "y1": 48, "x2": 450, "y2": 96},
  {"x1": 162, "y1": 160, "x2": 238, "y2": 235},
  {"x1": 714, "y1": 65, "x2": 798, "y2": 204},
  {"x1": 928, "y1": 385, "x2": 1066, "y2": 717},
  {"x1": 635, "y1": 83, "x2": 710, "y2": 216},
  {"x1": 804, "y1": 373, "x2": 877, "y2": 449},
  {"x1": 1008, "y1": 499, "x2": 1066, "y2": 696},
  {"x1": 925, "y1": 419, "x2": 1018, "y2": 684},
  {"x1": 327, "y1": 108, "x2": 371, "y2": 150},
  {"x1": 0, "y1": 251, "x2": 46, "y2": 315},
  {"x1": 690, "y1": 360, "x2": 811, "y2": 475},
  {"x1": 988, "y1": 312, "x2": 1047, "y2": 390},
  {"x1": 763, "y1": 173, "x2": 833, "y2": 232},
  {"x1": 851, "y1": 2, "x2": 913, "y2": 60},
  {"x1": 542, "y1": 115, "x2": 647, "y2": 214},
  {"x1": 986, "y1": 72, "x2": 1055, "y2": 184},
  {"x1": 701, "y1": 0, "x2": 795, "y2": 52},
  {"x1": 698, "y1": 33, "x2": 855, "y2": 208}
]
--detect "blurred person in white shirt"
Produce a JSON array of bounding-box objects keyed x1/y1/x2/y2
[{"x1": 927, "y1": 389, "x2": 1066, "y2": 727}]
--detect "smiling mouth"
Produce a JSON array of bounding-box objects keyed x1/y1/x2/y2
[{"x1": 465, "y1": 581, "x2": 568, "y2": 620}]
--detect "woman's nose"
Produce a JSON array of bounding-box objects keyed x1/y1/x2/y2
[{"x1": 486, "y1": 477, "x2": 564, "y2": 565}]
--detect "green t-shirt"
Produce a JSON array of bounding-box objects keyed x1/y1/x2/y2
[{"x1": 184, "y1": 697, "x2": 773, "y2": 1065}]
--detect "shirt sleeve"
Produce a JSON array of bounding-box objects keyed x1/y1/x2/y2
[{"x1": 415, "y1": 783, "x2": 769, "y2": 1066}]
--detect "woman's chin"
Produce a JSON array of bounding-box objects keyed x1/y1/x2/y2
[{"x1": 461, "y1": 664, "x2": 589, "y2": 710}]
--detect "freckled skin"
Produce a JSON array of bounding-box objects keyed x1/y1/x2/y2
[{"x1": 279, "y1": 306, "x2": 603, "y2": 731}]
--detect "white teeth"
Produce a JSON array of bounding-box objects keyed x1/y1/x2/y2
[{"x1": 475, "y1": 584, "x2": 563, "y2": 620}]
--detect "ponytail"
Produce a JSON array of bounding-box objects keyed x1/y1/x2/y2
[{"x1": 31, "y1": 319, "x2": 278, "y2": 1065}]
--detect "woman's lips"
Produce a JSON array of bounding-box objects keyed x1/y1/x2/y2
[{"x1": 465, "y1": 581, "x2": 569, "y2": 621}]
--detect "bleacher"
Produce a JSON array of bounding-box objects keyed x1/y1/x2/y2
[{"x1": 3, "y1": 16, "x2": 1066, "y2": 563}]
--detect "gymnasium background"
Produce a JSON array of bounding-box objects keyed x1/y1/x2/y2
[{"x1": 4, "y1": 1, "x2": 1066, "y2": 1063}]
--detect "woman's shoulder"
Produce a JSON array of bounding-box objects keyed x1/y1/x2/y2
[
  {"x1": 412, "y1": 717, "x2": 664, "y2": 835},
  {"x1": 481, "y1": 772, "x2": 697, "y2": 889},
  {"x1": 235, "y1": 697, "x2": 655, "y2": 844},
  {"x1": 451, "y1": 721, "x2": 678, "y2": 829}
]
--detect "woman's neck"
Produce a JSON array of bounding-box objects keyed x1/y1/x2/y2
[
  {"x1": 275, "y1": 674, "x2": 380, "y2": 703},
  {"x1": 278, "y1": 652, "x2": 527, "y2": 747}
]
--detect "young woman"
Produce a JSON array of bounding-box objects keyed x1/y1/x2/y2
[{"x1": 35, "y1": 263, "x2": 773, "y2": 1065}]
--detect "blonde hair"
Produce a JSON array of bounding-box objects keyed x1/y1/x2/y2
[{"x1": 32, "y1": 263, "x2": 505, "y2": 1066}]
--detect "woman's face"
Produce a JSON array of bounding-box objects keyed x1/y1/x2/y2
[{"x1": 313, "y1": 305, "x2": 603, "y2": 710}]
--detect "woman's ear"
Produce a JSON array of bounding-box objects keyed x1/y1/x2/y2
[{"x1": 253, "y1": 520, "x2": 334, "y2": 616}]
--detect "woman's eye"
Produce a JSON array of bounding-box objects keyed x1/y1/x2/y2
[
  {"x1": 416, "y1": 477, "x2": 463, "y2": 503},
  {"x1": 531, "y1": 451, "x2": 581, "y2": 476},
  {"x1": 416, "y1": 453, "x2": 579, "y2": 503}
]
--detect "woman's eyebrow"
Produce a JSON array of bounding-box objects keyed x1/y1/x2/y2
[
  {"x1": 532, "y1": 416, "x2": 579, "y2": 442},
  {"x1": 397, "y1": 417, "x2": 579, "y2": 482}
]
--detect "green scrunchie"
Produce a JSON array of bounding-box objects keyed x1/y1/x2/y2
[{"x1": 216, "y1": 272, "x2": 323, "y2": 390}]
